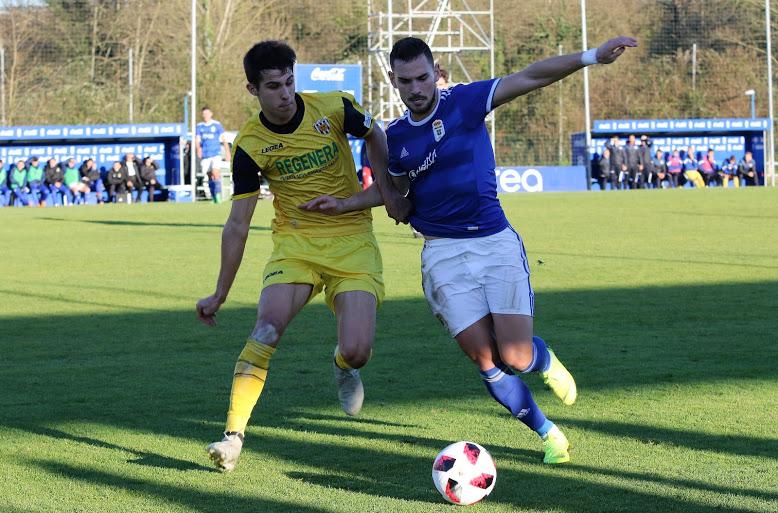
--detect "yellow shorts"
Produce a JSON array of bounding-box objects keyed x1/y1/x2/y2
[{"x1": 261, "y1": 230, "x2": 384, "y2": 311}]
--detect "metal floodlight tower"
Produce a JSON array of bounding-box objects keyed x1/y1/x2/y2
[{"x1": 367, "y1": 0, "x2": 495, "y2": 144}]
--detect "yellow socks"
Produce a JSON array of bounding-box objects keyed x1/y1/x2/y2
[{"x1": 225, "y1": 340, "x2": 275, "y2": 434}]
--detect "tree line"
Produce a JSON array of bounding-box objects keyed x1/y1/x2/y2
[{"x1": 0, "y1": 0, "x2": 772, "y2": 164}]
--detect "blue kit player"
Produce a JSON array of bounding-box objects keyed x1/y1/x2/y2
[
  {"x1": 384, "y1": 36, "x2": 635, "y2": 463},
  {"x1": 196, "y1": 106, "x2": 230, "y2": 203},
  {"x1": 303, "y1": 35, "x2": 635, "y2": 464}
]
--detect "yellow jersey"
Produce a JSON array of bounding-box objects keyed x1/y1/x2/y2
[{"x1": 231, "y1": 91, "x2": 374, "y2": 236}]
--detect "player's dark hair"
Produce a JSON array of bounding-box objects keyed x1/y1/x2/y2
[
  {"x1": 201, "y1": 106, "x2": 211, "y2": 111},
  {"x1": 390, "y1": 37, "x2": 434, "y2": 68},
  {"x1": 243, "y1": 40, "x2": 297, "y2": 86}
]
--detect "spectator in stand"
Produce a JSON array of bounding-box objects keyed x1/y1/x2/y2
[
  {"x1": 196, "y1": 106, "x2": 230, "y2": 203},
  {"x1": 9, "y1": 160, "x2": 31, "y2": 207},
  {"x1": 607, "y1": 136, "x2": 627, "y2": 189},
  {"x1": 597, "y1": 147, "x2": 614, "y2": 190},
  {"x1": 121, "y1": 153, "x2": 143, "y2": 202},
  {"x1": 624, "y1": 134, "x2": 641, "y2": 189},
  {"x1": 699, "y1": 148, "x2": 719, "y2": 186},
  {"x1": 719, "y1": 155, "x2": 739, "y2": 188},
  {"x1": 106, "y1": 160, "x2": 128, "y2": 202},
  {"x1": 682, "y1": 146, "x2": 705, "y2": 188},
  {"x1": 26, "y1": 156, "x2": 47, "y2": 206},
  {"x1": 435, "y1": 66, "x2": 450, "y2": 89},
  {"x1": 637, "y1": 135, "x2": 654, "y2": 188},
  {"x1": 64, "y1": 157, "x2": 89, "y2": 204},
  {"x1": 651, "y1": 149, "x2": 667, "y2": 189},
  {"x1": 45, "y1": 158, "x2": 70, "y2": 206},
  {"x1": 738, "y1": 151, "x2": 759, "y2": 186},
  {"x1": 666, "y1": 149, "x2": 683, "y2": 188},
  {"x1": 138, "y1": 156, "x2": 159, "y2": 202},
  {"x1": 80, "y1": 158, "x2": 105, "y2": 204},
  {"x1": 0, "y1": 159, "x2": 10, "y2": 207}
]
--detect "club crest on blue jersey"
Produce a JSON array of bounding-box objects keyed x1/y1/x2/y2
[
  {"x1": 313, "y1": 117, "x2": 332, "y2": 135},
  {"x1": 432, "y1": 119, "x2": 445, "y2": 141}
]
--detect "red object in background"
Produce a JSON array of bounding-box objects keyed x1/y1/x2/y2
[{"x1": 362, "y1": 166, "x2": 373, "y2": 190}]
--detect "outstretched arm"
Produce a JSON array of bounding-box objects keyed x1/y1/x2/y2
[{"x1": 492, "y1": 36, "x2": 637, "y2": 108}]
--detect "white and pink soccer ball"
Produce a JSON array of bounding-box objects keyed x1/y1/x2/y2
[{"x1": 431, "y1": 441, "x2": 497, "y2": 505}]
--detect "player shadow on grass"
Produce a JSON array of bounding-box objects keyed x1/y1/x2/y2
[
  {"x1": 555, "y1": 417, "x2": 778, "y2": 462},
  {"x1": 19, "y1": 424, "x2": 213, "y2": 472},
  {"x1": 244, "y1": 414, "x2": 777, "y2": 511},
  {"x1": 3, "y1": 282, "x2": 778, "y2": 511},
  {"x1": 28, "y1": 459, "x2": 335, "y2": 513}
]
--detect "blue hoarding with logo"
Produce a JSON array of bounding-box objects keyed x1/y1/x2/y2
[
  {"x1": 495, "y1": 166, "x2": 587, "y2": 193},
  {"x1": 295, "y1": 64, "x2": 362, "y2": 104}
]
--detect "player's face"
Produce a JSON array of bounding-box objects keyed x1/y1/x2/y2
[
  {"x1": 390, "y1": 56, "x2": 440, "y2": 120},
  {"x1": 248, "y1": 68, "x2": 296, "y2": 124},
  {"x1": 202, "y1": 109, "x2": 213, "y2": 122}
]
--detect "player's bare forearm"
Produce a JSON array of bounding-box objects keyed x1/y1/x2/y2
[
  {"x1": 213, "y1": 197, "x2": 258, "y2": 301},
  {"x1": 492, "y1": 36, "x2": 637, "y2": 108},
  {"x1": 342, "y1": 183, "x2": 384, "y2": 211}
]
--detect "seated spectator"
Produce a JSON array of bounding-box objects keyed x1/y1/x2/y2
[
  {"x1": 121, "y1": 153, "x2": 143, "y2": 202},
  {"x1": 9, "y1": 160, "x2": 32, "y2": 207},
  {"x1": 26, "y1": 156, "x2": 48, "y2": 206},
  {"x1": 138, "y1": 156, "x2": 160, "y2": 202},
  {"x1": 719, "y1": 155, "x2": 739, "y2": 188},
  {"x1": 738, "y1": 151, "x2": 759, "y2": 186},
  {"x1": 0, "y1": 159, "x2": 10, "y2": 207},
  {"x1": 682, "y1": 146, "x2": 705, "y2": 188},
  {"x1": 666, "y1": 149, "x2": 683, "y2": 188},
  {"x1": 699, "y1": 149, "x2": 719, "y2": 186},
  {"x1": 106, "y1": 161, "x2": 128, "y2": 202},
  {"x1": 45, "y1": 158, "x2": 71, "y2": 206},
  {"x1": 80, "y1": 158, "x2": 105, "y2": 204},
  {"x1": 63, "y1": 157, "x2": 90, "y2": 205},
  {"x1": 651, "y1": 149, "x2": 667, "y2": 188}
]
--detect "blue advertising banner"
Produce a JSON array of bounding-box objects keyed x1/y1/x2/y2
[
  {"x1": 295, "y1": 64, "x2": 362, "y2": 104},
  {"x1": 593, "y1": 118, "x2": 770, "y2": 133},
  {"x1": 0, "y1": 123, "x2": 184, "y2": 142},
  {"x1": 495, "y1": 166, "x2": 587, "y2": 193}
]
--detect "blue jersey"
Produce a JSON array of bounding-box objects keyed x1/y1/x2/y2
[
  {"x1": 386, "y1": 79, "x2": 507, "y2": 238},
  {"x1": 196, "y1": 120, "x2": 225, "y2": 159}
]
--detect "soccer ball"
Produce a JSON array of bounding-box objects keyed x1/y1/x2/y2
[{"x1": 431, "y1": 441, "x2": 497, "y2": 505}]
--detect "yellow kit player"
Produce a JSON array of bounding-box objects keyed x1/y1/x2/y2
[{"x1": 196, "y1": 40, "x2": 410, "y2": 472}]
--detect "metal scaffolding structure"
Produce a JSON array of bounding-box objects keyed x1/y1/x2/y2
[{"x1": 367, "y1": 0, "x2": 495, "y2": 143}]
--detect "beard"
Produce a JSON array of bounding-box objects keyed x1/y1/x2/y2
[{"x1": 405, "y1": 91, "x2": 437, "y2": 117}]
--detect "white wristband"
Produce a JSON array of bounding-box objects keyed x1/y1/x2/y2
[{"x1": 581, "y1": 48, "x2": 599, "y2": 66}]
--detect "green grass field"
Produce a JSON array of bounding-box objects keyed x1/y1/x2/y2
[{"x1": 1, "y1": 188, "x2": 777, "y2": 513}]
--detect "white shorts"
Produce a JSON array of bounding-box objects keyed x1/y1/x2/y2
[
  {"x1": 421, "y1": 226, "x2": 534, "y2": 337},
  {"x1": 201, "y1": 156, "x2": 221, "y2": 174}
]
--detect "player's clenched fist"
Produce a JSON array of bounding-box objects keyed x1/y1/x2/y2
[{"x1": 196, "y1": 294, "x2": 224, "y2": 326}]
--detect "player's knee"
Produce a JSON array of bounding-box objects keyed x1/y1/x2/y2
[
  {"x1": 338, "y1": 344, "x2": 372, "y2": 369},
  {"x1": 500, "y1": 340, "x2": 534, "y2": 372},
  {"x1": 249, "y1": 320, "x2": 281, "y2": 346}
]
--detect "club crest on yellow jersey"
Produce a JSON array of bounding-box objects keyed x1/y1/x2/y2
[{"x1": 313, "y1": 117, "x2": 332, "y2": 135}]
